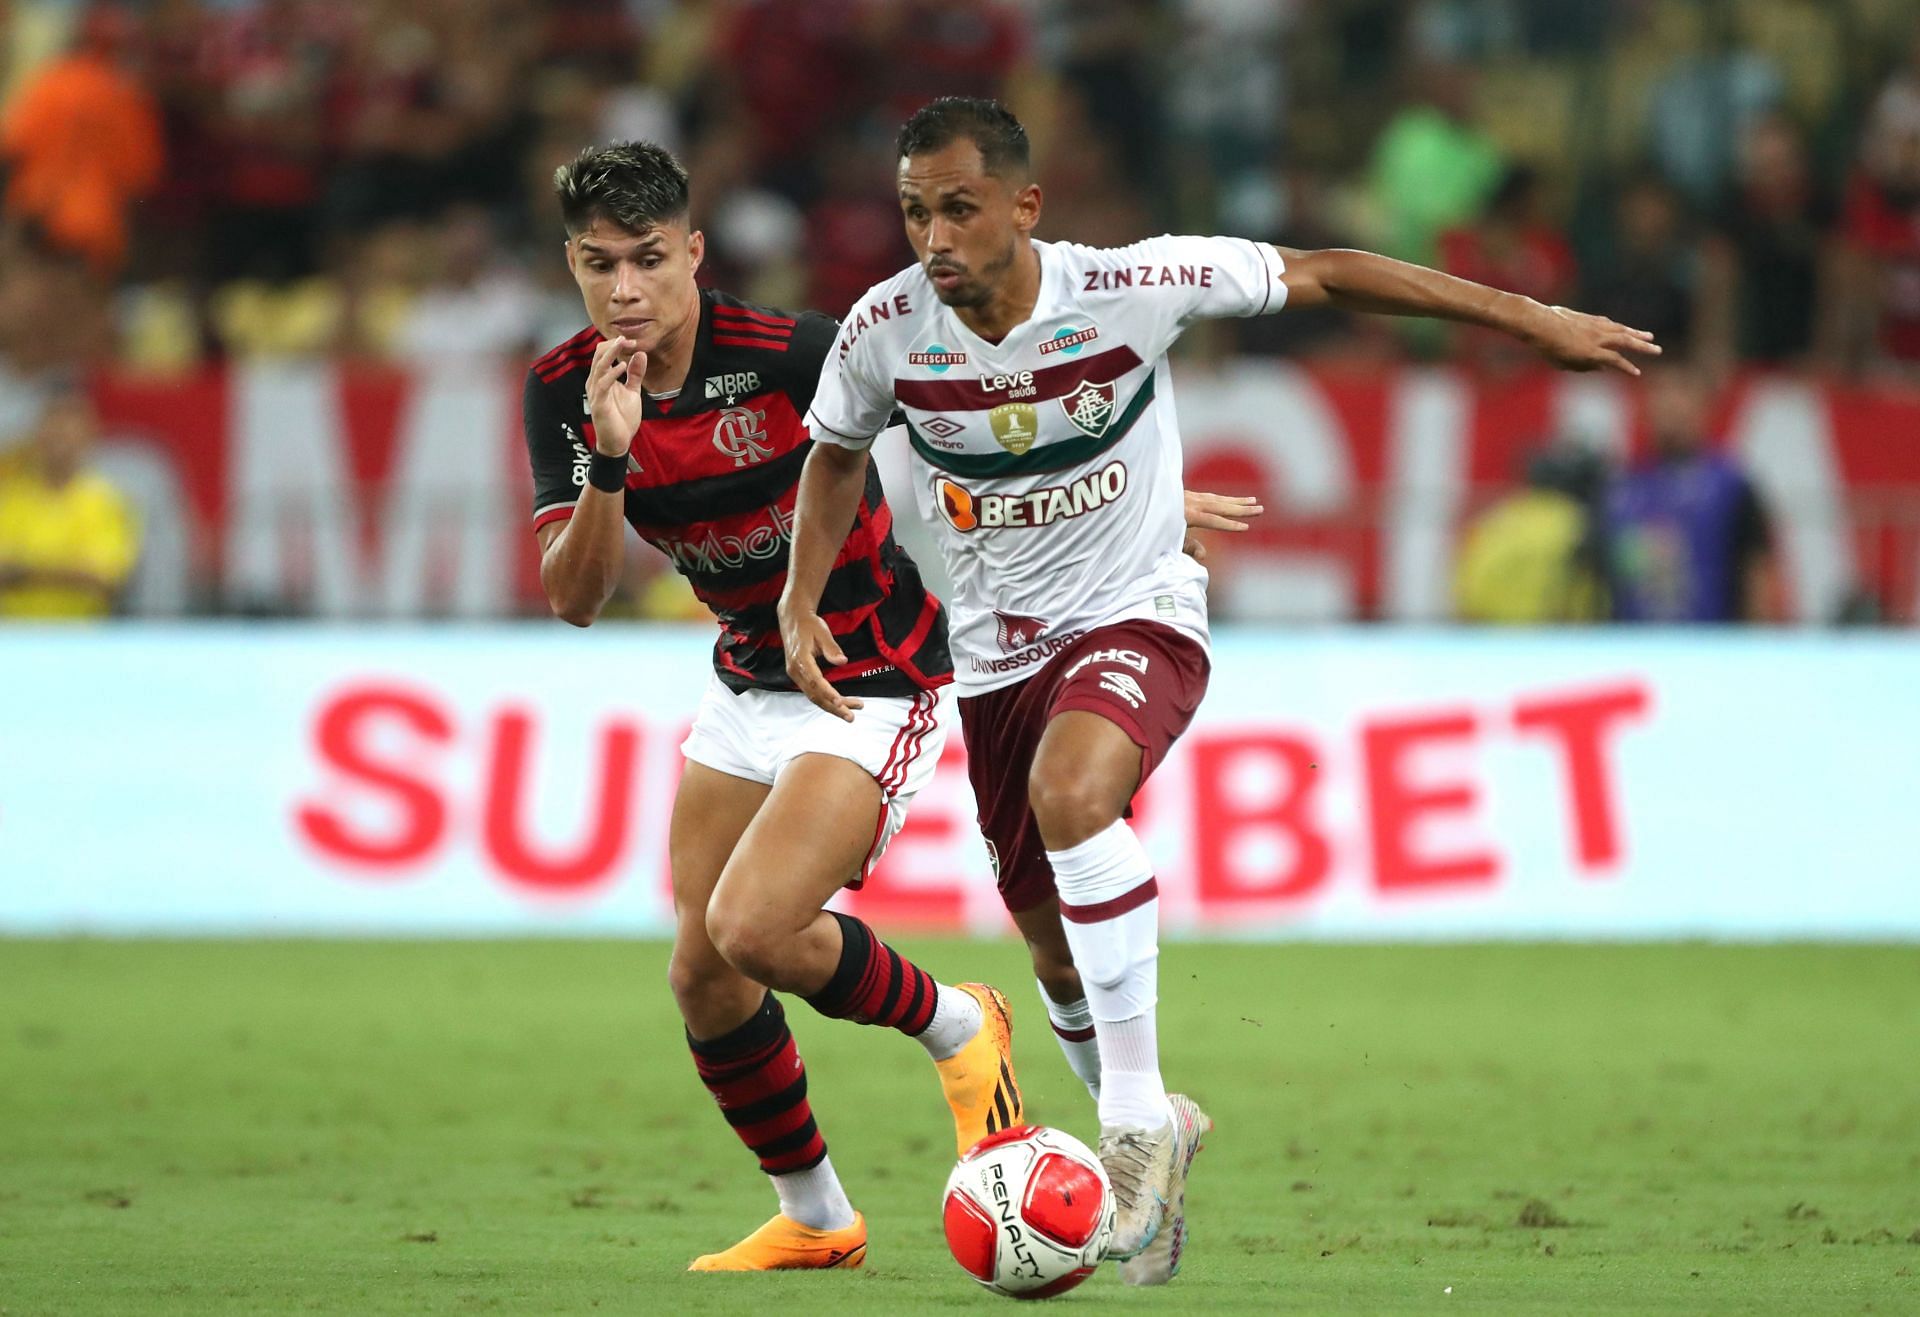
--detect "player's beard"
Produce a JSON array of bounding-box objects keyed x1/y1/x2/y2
[{"x1": 929, "y1": 239, "x2": 1017, "y2": 309}]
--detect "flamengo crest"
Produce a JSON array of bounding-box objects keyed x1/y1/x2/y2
[
  {"x1": 711, "y1": 406, "x2": 773, "y2": 466},
  {"x1": 1059, "y1": 379, "x2": 1117, "y2": 438}
]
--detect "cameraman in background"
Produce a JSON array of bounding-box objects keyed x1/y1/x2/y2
[{"x1": 1603, "y1": 359, "x2": 1777, "y2": 624}]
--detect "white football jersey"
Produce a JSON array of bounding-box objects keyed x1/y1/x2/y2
[{"x1": 807, "y1": 235, "x2": 1288, "y2": 695}]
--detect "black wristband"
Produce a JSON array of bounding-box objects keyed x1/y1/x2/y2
[{"x1": 587, "y1": 449, "x2": 628, "y2": 493}]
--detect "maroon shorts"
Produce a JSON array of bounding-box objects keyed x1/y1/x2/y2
[{"x1": 957, "y1": 619, "x2": 1210, "y2": 914}]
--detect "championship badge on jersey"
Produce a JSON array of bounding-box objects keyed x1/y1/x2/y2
[
  {"x1": 1060, "y1": 380, "x2": 1117, "y2": 438},
  {"x1": 989, "y1": 403, "x2": 1039, "y2": 455}
]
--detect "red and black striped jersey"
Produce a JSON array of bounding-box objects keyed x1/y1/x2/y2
[{"x1": 524, "y1": 288, "x2": 952, "y2": 697}]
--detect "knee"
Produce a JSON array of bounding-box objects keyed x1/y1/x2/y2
[
  {"x1": 667, "y1": 935, "x2": 734, "y2": 1010},
  {"x1": 704, "y1": 899, "x2": 788, "y2": 987},
  {"x1": 1027, "y1": 772, "x2": 1122, "y2": 850}
]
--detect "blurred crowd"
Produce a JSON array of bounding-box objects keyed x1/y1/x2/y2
[
  {"x1": 0, "y1": 0, "x2": 1917, "y2": 622},
  {"x1": 1453, "y1": 358, "x2": 1785, "y2": 627}
]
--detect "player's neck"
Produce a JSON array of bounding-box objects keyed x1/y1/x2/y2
[
  {"x1": 636, "y1": 289, "x2": 702, "y2": 395},
  {"x1": 953, "y1": 245, "x2": 1041, "y2": 345}
]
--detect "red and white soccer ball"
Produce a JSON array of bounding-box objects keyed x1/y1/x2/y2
[{"x1": 942, "y1": 1124, "x2": 1115, "y2": 1299}]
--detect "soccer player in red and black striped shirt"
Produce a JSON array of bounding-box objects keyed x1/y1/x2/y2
[{"x1": 523, "y1": 142, "x2": 1022, "y2": 1273}]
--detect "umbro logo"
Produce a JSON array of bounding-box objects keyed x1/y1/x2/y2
[
  {"x1": 921, "y1": 416, "x2": 964, "y2": 439},
  {"x1": 704, "y1": 371, "x2": 762, "y2": 401}
]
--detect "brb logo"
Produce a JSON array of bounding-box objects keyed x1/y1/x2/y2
[
  {"x1": 934, "y1": 461, "x2": 1128, "y2": 533},
  {"x1": 711, "y1": 406, "x2": 773, "y2": 467},
  {"x1": 704, "y1": 371, "x2": 762, "y2": 400}
]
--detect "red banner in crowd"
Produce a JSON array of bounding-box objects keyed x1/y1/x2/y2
[{"x1": 84, "y1": 362, "x2": 1920, "y2": 622}]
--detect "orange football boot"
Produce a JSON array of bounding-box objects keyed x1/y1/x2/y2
[
  {"x1": 934, "y1": 983, "x2": 1024, "y2": 1156},
  {"x1": 688, "y1": 1212, "x2": 867, "y2": 1272}
]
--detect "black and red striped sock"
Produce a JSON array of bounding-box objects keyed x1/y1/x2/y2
[
  {"x1": 687, "y1": 993, "x2": 827, "y2": 1175},
  {"x1": 803, "y1": 911, "x2": 940, "y2": 1036}
]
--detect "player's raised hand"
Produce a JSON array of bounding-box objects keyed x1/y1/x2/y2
[
  {"x1": 780, "y1": 605, "x2": 864, "y2": 722},
  {"x1": 587, "y1": 336, "x2": 646, "y2": 455},
  {"x1": 1523, "y1": 305, "x2": 1661, "y2": 377},
  {"x1": 1182, "y1": 490, "x2": 1265, "y2": 563}
]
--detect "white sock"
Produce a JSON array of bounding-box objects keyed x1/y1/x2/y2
[
  {"x1": 1037, "y1": 982, "x2": 1102, "y2": 1101},
  {"x1": 1094, "y1": 1007, "x2": 1172, "y2": 1131},
  {"x1": 1045, "y1": 821, "x2": 1170, "y2": 1131},
  {"x1": 773, "y1": 1153, "x2": 857, "y2": 1230},
  {"x1": 914, "y1": 982, "x2": 983, "y2": 1062}
]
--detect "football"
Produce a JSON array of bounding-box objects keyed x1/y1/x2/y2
[{"x1": 941, "y1": 1124, "x2": 1116, "y2": 1299}]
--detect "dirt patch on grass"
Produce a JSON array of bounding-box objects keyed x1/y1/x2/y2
[{"x1": 1516, "y1": 1199, "x2": 1570, "y2": 1229}]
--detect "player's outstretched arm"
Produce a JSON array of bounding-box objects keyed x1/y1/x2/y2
[
  {"x1": 778, "y1": 441, "x2": 872, "y2": 722},
  {"x1": 1182, "y1": 490, "x2": 1264, "y2": 563},
  {"x1": 1277, "y1": 246, "x2": 1662, "y2": 376},
  {"x1": 537, "y1": 338, "x2": 646, "y2": 626}
]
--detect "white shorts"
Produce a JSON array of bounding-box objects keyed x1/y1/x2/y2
[{"x1": 679, "y1": 674, "x2": 949, "y2": 883}]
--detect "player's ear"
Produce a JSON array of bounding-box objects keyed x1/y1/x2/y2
[
  {"x1": 1013, "y1": 183, "x2": 1042, "y2": 237},
  {"x1": 687, "y1": 229, "x2": 705, "y2": 274}
]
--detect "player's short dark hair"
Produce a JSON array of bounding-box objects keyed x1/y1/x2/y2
[
  {"x1": 897, "y1": 97, "x2": 1030, "y2": 179},
  {"x1": 552, "y1": 141, "x2": 690, "y2": 236}
]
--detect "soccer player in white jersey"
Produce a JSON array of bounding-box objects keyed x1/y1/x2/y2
[{"x1": 778, "y1": 97, "x2": 1660, "y2": 1281}]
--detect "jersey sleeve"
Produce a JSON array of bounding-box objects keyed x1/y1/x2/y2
[
  {"x1": 1120, "y1": 234, "x2": 1290, "y2": 325},
  {"x1": 779, "y1": 311, "x2": 841, "y2": 415},
  {"x1": 523, "y1": 369, "x2": 587, "y2": 530},
  {"x1": 803, "y1": 314, "x2": 896, "y2": 452}
]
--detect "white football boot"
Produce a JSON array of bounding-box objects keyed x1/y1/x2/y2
[
  {"x1": 1098, "y1": 1116, "x2": 1177, "y2": 1259},
  {"x1": 1119, "y1": 1093, "x2": 1212, "y2": 1284}
]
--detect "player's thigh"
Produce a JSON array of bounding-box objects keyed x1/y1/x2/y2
[
  {"x1": 712, "y1": 751, "x2": 885, "y2": 931},
  {"x1": 960, "y1": 684, "x2": 1058, "y2": 916},
  {"x1": 668, "y1": 760, "x2": 772, "y2": 958},
  {"x1": 1028, "y1": 622, "x2": 1209, "y2": 848}
]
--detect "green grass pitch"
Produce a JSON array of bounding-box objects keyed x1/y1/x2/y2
[{"x1": 3, "y1": 940, "x2": 1917, "y2": 1314}]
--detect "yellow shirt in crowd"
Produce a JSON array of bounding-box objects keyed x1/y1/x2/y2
[
  {"x1": 0, "y1": 468, "x2": 139, "y2": 619},
  {"x1": 1454, "y1": 489, "x2": 1603, "y2": 625}
]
